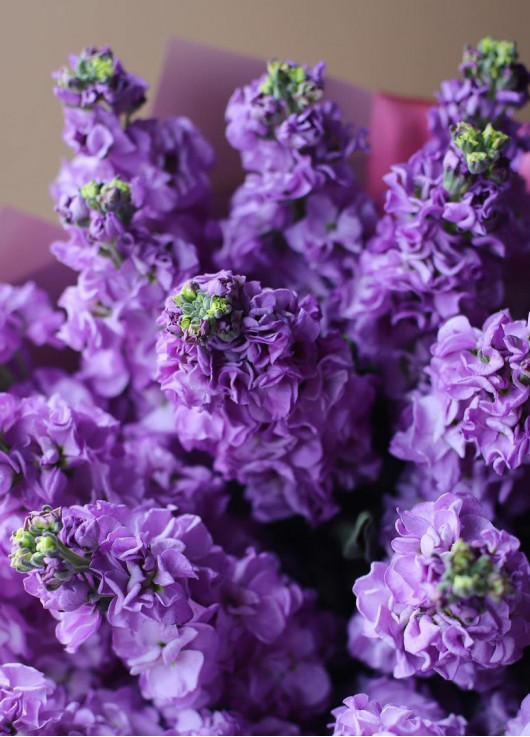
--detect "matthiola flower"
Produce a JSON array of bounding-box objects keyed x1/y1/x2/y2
[
  {"x1": 378, "y1": 455, "x2": 530, "y2": 554},
  {"x1": 431, "y1": 37, "x2": 530, "y2": 141},
  {"x1": 393, "y1": 310, "x2": 530, "y2": 476},
  {"x1": 156, "y1": 270, "x2": 378, "y2": 524},
  {"x1": 222, "y1": 597, "x2": 334, "y2": 724},
  {"x1": 347, "y1": 37, "x2": 530, "y2": 398},
  {"x1": 116, "y1": 423, "x2": 228, "y2": 523},
  {"x1": 53, "y1": 46, "x2": 148, "y2": 115},
  {"x1": 0, "y1": 663, "x2": 59, "y2": 735},
  {"x1": 48, "y1": 684, "x2": 164, "y2": 736},
  {"x1": 353, "y1": 493, "x2": 530, "y2": 688},
  {"x1": 12, "y1": 502, "x2": 222, "y2": 704},
  {"x1": 219, "y1": 60, "x2": 375, "y2": 331},
  {"x1": 11, "y1": 501, "x2": 335, "y2": 721},
  {"x1": 506, "y1": 693, "x2": 530, "y2": 735},
  {"x1": 163, "y1": 707, "x2": 248, "y2": 736},
  {"x1": 348, "y1": 118, "x2": 520, "y2": 397},
  {"x1": 0, "y1": 389, "x2": 120, "y2": 513},
  {"x1": 0, "y1": 282, "x2": 62, "y2": 383},
  {"x1": 330, "y1": 676, "x2": 466, "y2": 736},
  {"x1": 56, "y1": 240, "x2": 199, "y2": 402},
  {"x1": 50, "y1": 47, "x2": 214, "y2": 413}
]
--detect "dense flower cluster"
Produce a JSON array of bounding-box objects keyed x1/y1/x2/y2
[
  {"x1": 330, "y1": 677, "x2": 467, "y2": 736},
  {"x1": 431, "y1": 37, "x2": 530, "y2": 141},
  {"x1": 217, "y1": 60, "x2": 377, "y2": 332},
  {"x1": 347, "y1": 38, "x2": 530, "y2": 397},
  {"x1": 156, "y1": 269, "x2": 378, "y2": 523},
  {"x1": 50, "y1": 46, "x2": 213, "y2": 413},
  {"x1": 0, "y1": 282, "x2": 62, "y2": 385},
  {"x1": 10, "y1": 501, "x2": 333, "y2": 731},
  {"x1": 353, "y1": 493, "x2": 530, "y2": 688},
  {"x1": 4, "y1": 37, "x2": 530, "y2": 736},
  {"x1": 0, "y1": 663, "x2": 60, "y2": 735}
]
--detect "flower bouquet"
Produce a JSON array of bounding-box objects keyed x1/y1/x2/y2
[{"x1": 2, "y1": 36, "x2": 530, "y2": 736}]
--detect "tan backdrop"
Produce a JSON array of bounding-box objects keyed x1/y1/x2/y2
[{"x1": 1, "y1": 0, "x2": 529, "y2": 222}]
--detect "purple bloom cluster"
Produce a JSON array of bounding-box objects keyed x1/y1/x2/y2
[
  {"x1": 353, "y1": 493, "x2": 530, "y2": 688},
  {"x1": 0, "y1": 282, "x2": 62, "y2": 386},
  {"x1": 0, "y1": 663, "x2": 60, "y2": 736},
  {"x1": 5, "y1": 38, "x2": 530, "y2": 736},
  {"x1": 330, "y1": 677, "x2": 467, "y2": 736},
  {"x1": 431, "y1": 37, "x2": 530, "y2": 141},
  {"x1": 506, "y1": 693, "x2": 530, "y2": 735},
  {"x1": 11, "y1": 501, "x2": 333, "y2": 731},
  {"x1": 156, "y1": 270, "x2": 378, "y2": 523},
  {"x1": 347, "y1": 39, "x2": 530, "y2": 398},
  {"x1": 51, "y1": 47, "x2": 214, "y2": 414},
  {"x1": 53, "y1": 46, "x2": 148, "y2": 115},
  {"x1": 390, "y1": 309, "x2": 530, "y2": 535},
  {"x1": 217, "y1": 60, "x2": 377, "y2": 332}
]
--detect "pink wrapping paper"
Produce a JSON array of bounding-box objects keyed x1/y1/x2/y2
[
  {"x1": 153, "y1": 37, "x2": 374, "y2": 211},
  {"x1": 4, "y1": 36, "x2": 530, "y2": 293},
  {"x1": 367, "y1": 92, "x2": 431, "y2": 202},
  {"x1": 0, "y1": 207, "x2": 70, "y2": 299}
]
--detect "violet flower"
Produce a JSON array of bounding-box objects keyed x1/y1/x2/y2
[{"x1": 353, "y1": 493, "x2": 530, "y2": 688}]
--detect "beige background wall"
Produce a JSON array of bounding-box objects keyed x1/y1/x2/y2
[{"x1": 1, "y1": 0, "x2": 530, "y2": 222}]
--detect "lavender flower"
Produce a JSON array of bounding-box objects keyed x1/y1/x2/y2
[
  {"x1": 393, "y1": 310, "x2": 530, "y2": 475},
  {"x1": 157, "y1": 270, "x2": 378, "y2": 523},
  {"x1": 51, "y1": 47, "x2": 214, "y2": 413},
  {"x1": 49, "y1": 684, "x2": 163, "y2": 736},
  {"x1": 347, "y1": 37, "x2": 530, "y2": 397},
  {"x1": 432, "y1": 37, "x2": 530, "y2": 140},
  {"x1": 218, "y1": 60, "x2": 375, "y2": 333},
  {"x1": 506, "y1": 693, "x2": 530, "y2": 735},
  {"x1": 11, "y1": 501, "x2": 335, "y2": 722},
  {"x1": 353, "y1": 493, "x2": 530, "y2": 688},
  {"x1": 53, "y1": 46, "x2": 148, "y2": 115},
  {"x1": 330, "y1": 677, "x2": 466, "y2": 736},
  {"x1": 0, "y1": 663, "x2": 59, "y2": 735},
  {"x1": 348, "y1": 118, "x2": 520, "y2": 397},
  {"x1": 0, "y1": 282, "x2": 62, "y2": 388}
]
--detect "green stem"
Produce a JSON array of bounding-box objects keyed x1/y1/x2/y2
[
  {"x1": 57, "y1": 540, "x2": 91, "y2": 570},
  {"x1": 0, "y1": 364, "x2": 16, "y2": 391}
]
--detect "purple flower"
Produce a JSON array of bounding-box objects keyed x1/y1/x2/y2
[
  {"x1": 506, "y1": 693, "x2": 530, "y2": 735},
  {"x1": 0, "y1": 389, "x2": 120, "y2": 514},
  {"x1": 47, "y1": 684, "x2": 164, "y2": 736},
  {"x1": 221, "y1": 598, "x2": 334, "y2": 723},
  {"x1": 0, "y1": 282, "x2": 62, "y2": 376},
  {"x1": 163, "y1": 707, "x2": 247, "y2": 736},
  {"x1": 431, "y1": 37, "x2": 530, "y2": 140},
  {"x1": 353, "y1": 493, "x2": 530, "y2": 688},
  {"x1": 53, "y1": 46, "x2": 148, "y2": 115},
  {"x1": 393, "y1": 310, "x2": 530, "y2": 475},
  {"x1": 219, "y1": 60, "x2": 375, "y2": 333},
  {"x1": 0, "y1": 663, "x2": 59, "y2": 735},
  {"x1": 156, "y1": 270, "x2": 378, "y2": 523},
  {"x1": 330, "y1": 676, "x2": 467, "y2": 736},
  {"x1": 346, "y1": 123, "x2": 520, "y2": 397}
]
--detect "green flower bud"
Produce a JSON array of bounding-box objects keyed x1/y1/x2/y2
[
  {"x1": 174, "y1": 282, "x2": 197, "y2": 305},
  {"x1": 79, "y1": 177, "x2": 133, "y2": 224},
  {"x1": 439, "y1": 538, "x2": 512, "y2": 603},
  {"x1": 12, "y1": 529, "x2": 35, "y2": 549},
  {"x1": 259, "y1": 61, "x2": 322, "y2": 113},
  {"x1": 452, "y1": 122, "x2": 509, "y2": 176},
  {"x1": 79, "y1": 181, "x2": 101, "y2": 201},
  {"x1": 463, "y1": 37, "x2": 523, "y2": 96},
  {"x1": 76, "y1": 50, "x2": 114, "y2": 84},
  {"x1": 172, "y1": 283, "x2": 232, "y2": 341},
  {"x1": 10, "y1": 506, "x2": 92, "y2": 590},
  {"x1": 35, "y1": 534, "x2": 60, "y2": 556}
]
